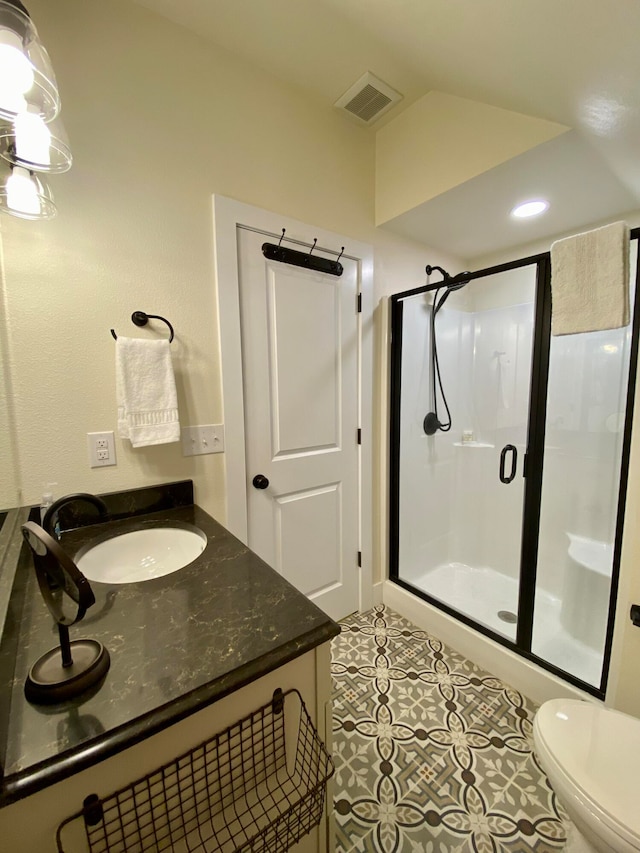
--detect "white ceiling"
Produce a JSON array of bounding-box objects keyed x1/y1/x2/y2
[
  {"x1": 387, "y1": 132, "x2": 639, "y2": 259},
  {"x1": 132, "y1": 0, "x2": 640, "y2": 259}
]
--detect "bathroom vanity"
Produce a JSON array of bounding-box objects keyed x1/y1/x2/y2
[{"x1": 0, "y1": 482, "x2": 340, "y2": 852}]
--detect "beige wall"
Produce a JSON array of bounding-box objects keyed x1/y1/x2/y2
[
  {"x1": 0, "y1": 240, "x2": 18, "y2": 507},
  {"x1": 375, "y1": 91, "x2": 568, "y2": 226},
  {"x1": 1, "y1": 0, "x2": 374, "y2": 517},
  {"x1": 1, "y1": 0, "x2": 350, "y2": 510},
  {"x1": 0, "y1": 0, "x2": 459, "y2": 530},
  {"x1": 0, "y1": 251, "x2": 19, "y2": 505}
]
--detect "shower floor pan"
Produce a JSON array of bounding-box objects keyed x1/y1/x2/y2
[{"x1": 410, "y1": 562, "x2": 603, "y2": 687}]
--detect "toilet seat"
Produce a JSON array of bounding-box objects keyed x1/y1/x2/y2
[{"x1": 534, "y1": 699, "x2": 640, "y2": 852}]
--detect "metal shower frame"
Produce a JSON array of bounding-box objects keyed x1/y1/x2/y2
[{"x1": 388, "y1": 230, "x2": 640, "y2": 699}]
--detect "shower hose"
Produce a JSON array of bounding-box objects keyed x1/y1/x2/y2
[{"x1": 424, "y1": 286, "x2": 453, "y2": 435}]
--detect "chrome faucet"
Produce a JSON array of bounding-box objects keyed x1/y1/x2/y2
[{"x1": 42, "y1": 493, "x2": 109, "y2": 539}]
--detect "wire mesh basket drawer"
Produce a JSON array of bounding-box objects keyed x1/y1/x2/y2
[{"x1": 56, "y1": 688, "x2": 334, "y2": 853}]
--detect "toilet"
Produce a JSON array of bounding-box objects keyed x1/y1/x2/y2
[{"x1": 533, "y1": 699, "x2": 640, "y2": 852}]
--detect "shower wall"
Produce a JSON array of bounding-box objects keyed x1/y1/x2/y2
[
  {"x1": 398, "y1": 283, "x2": 533, "y2": 585},
  {"x1": 398, "y1": 297, "x2": 470, "y2": 577},
  {"x1": 393, "y1": 249, "x2": 636, "y2": 690},
  {"x1": 536, "y1": 325, "x2": 632, "y2": 599},
  {"x1": 397, "y1": 256, "x2": 632, "y2": 601}
]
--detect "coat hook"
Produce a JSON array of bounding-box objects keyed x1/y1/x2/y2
[
  {"x1": 308, "y1": 238, "x2": 317, "y2": 256},
  {"x1": 278, "y1": 228, "x2": 286, "y2": 247},
  {"x1": 337, "y1": 247, "x2": 344, "y2": 263}
]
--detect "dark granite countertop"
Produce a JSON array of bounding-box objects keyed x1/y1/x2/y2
[{"x1": 0, "y1": 482, "x2": 339, "y2": 805}]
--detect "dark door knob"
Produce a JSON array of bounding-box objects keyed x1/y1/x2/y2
[{"x1": 252, "y1": 474, "x2": 269, "y2": 490}]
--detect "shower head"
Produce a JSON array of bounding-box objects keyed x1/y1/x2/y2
[
  {"x1": 425, "y1": 265, "x2": 471, "y2": 289},
  {"x1": 433, "y1": 272, "x2": 471, "y2": 316},
  {"x1": 446, "y1": 269, "x2": 472, "y2": 290}
]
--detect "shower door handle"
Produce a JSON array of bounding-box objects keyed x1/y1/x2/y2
[{"x1": 499, "y1": 444, "x2": 517, "y2": 484}]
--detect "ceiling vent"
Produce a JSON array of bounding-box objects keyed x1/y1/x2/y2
[{"x1": 334, "y1": 72, "x2": 402, "y2": 126}]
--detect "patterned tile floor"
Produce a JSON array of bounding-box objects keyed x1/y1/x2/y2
[{"x1": 330, "y1": 605, "x2": 569, "y2": 853}]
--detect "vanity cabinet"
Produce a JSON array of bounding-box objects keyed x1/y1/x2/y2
[
  {"x1": 0, "y1": 644, "x2": 335, "y2": 853},
  {"x1": 0, "y1": 484, "x2": 340, "y2": 853}
]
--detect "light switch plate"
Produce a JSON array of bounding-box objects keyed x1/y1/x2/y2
[{"x1": 181, "y1": 424, "x2": 224, "y2": 456}]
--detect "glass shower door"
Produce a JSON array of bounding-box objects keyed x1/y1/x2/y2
[
  {"x1": 390, "y1": 261, "x2": 540, "y2": 641},
  {"x1": 531, "y1": 239, "x2": 637, "y2": 690}
]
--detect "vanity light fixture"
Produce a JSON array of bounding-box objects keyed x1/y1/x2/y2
[
  {"x1": 0, "y1": 109, "x2": 72, "y2": 173},
  {"x1": 511, "y1": 199, "x2": 550, "y2": 219},
  {"x1": 0, "y1": 164, "x2": 56, "y2": 219},
  {"x1": 0, "y1": 0, "x2": 59, "y2": 121},
  {"x1": 0, "y1": 0, "x2": 69, "y2": 220}
]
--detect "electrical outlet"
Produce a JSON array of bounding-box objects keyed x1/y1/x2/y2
[
  {"x1": 181, "y1": 424, "x2": 225, "y2": 456},
  {"x1": 87, "y1": 431, "x2": 117, "y2": 468}
]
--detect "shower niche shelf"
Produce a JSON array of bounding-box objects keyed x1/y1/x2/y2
[
  {"x1": 56, "y1": 688, "x2": 334, "y2": 853},
  {"x1": 453, "y1": 442, "x2": 494, "y2": 448}
]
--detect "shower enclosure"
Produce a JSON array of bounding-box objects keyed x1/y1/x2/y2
[{"x1": 389, "y1": 237, "x2": 639, "y2": 697}]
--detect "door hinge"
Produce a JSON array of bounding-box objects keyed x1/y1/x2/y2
[
  {"x1": 357, "y1": 428, "x2": 362, "y2": 445},
  {"x1": 523, "y1": 452, "x2": 528, "y2": 478},
  {"x1": 357, "y1": 551, "x2": 362, "y2": 567},
  {"x1": 357, "y1": 293, "x2": 362, "y2": 313}
]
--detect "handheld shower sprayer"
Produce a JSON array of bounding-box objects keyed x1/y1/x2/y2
[
  {"x1": 433, "y1": 279, "x2": 467, "y2": 316},
  {"x1": 423, "y1": 265, "x2": 471, "y2": 436}
]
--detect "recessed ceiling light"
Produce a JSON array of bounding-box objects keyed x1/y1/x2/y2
[{"x1": 511, "y1": 200, "x2": 549, "y2": 219}]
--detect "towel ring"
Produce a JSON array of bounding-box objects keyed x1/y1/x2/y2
[{"x1": 110, "y1": 312, "x2": 174, "y2": 342}]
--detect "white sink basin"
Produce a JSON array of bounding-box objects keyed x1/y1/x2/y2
[{"x1": 76, "y1": 525, "x2": 207, "y2": 584}]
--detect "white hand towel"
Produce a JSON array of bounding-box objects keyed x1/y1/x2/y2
[
  {"x1": 116, "y1": 337, "x2": 180, "y2": 447},
  {"x1": 551, "y1": 221, "x2": 630, "y2": 336}
]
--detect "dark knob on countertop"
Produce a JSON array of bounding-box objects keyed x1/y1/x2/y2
[{"x1": 252, "y1": 474, "x2": 269, "y2": 490}]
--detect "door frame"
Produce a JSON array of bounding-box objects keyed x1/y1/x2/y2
[{"x1": 212, "y1": 194, "x2": 374, "y2": 614}]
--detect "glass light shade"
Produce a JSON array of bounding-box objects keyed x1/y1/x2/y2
[
  {"x1": 0, "y1": 110, "x2": 72, "y2": 172},
  {"x1": 0, "y1": 164, "x2": 56, "y2": 219},
  {"x1": 0, "y1": 1, "x2": 60, "y2": 122},
  {"x1": 0, "y1": 28, "x2": 33, "y2": 95}
]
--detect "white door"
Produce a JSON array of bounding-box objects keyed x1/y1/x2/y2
[{"x1": 237, "y1": 226, "x2": 360, "y2": 621}]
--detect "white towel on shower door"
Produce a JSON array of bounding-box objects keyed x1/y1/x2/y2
[
  {"x1": 116, "y1": 336, "x2": 180, "y2": 447},
  {"x1": 550, "y1": 221, "x2": 630, "y2": 336}
]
